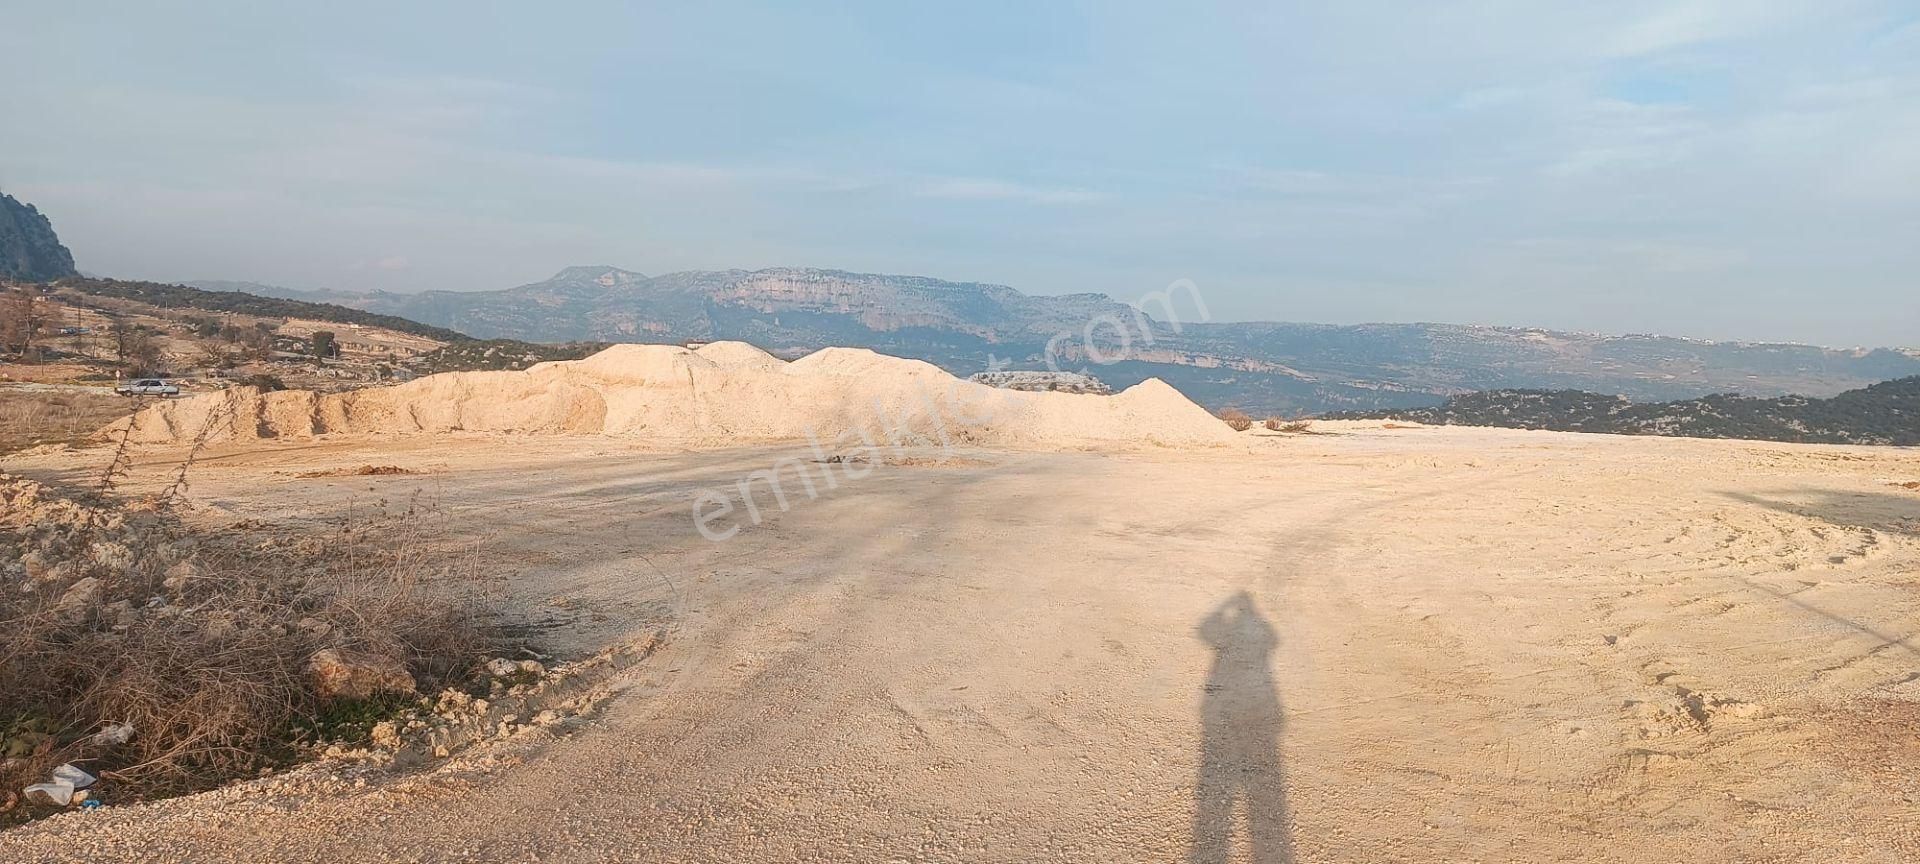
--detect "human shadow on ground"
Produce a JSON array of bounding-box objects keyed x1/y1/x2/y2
[
  {"x1": 1721, "y1": 488, "x2": 1920, "y2": 538},
  {"x1": 1719, "y1": 489, "x2": 1920, "y2": 660},
  {"x1": 1191, "y1": 591, "x2": 1293, "y2": 864}
]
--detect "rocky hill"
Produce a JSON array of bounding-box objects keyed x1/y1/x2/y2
[
  {"x1": 1335, "y1": 376, "x2": 1920, "y2": 445},
  {"x1": 0, "y1": 192, "x2": 77, "y2": 282},
  {"x1": 203, "y1": 266, "x2": 1920, "y2": 416},
  {"x1": 60, "y1": 277, "x2": 468, "y2": 342}
]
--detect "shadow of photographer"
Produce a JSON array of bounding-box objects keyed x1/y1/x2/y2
[{"x1": 1191, "y1": 590, "x2": 1293, "y2": 863}]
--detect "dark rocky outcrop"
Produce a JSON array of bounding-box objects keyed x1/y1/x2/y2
[{"x1": 0, "y1": 192, "x2": 78, "y2": 282}]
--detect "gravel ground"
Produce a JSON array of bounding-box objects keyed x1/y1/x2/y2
[{"x1": 3, "y1": 426, "x2": 1919, "y2": 862}]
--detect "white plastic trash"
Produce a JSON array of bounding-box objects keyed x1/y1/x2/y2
[
  {"x1": 51, "y1": 764, "x2": 96, "y2": 789},
  {"x1": 23, "y1": 780, "x2": 75, "y2": 807},
  {"x1": 92, "y1": 723, "x2": 135, "y2": 746}
]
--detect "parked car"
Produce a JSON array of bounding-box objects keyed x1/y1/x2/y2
[{"x1": 114, "y1": 378, "x2": 181, "y2": 397}]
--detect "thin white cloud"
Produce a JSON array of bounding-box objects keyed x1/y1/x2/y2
[
  {"x1": 518, "y1": 154, "x2": 747, "y2": 187},
  {"x1": 908, "y1": 176, "x2": 1103, "y2": 205},
  {"x1": 1599, "y1": 0, "x2": 1827, "y2": 57},
  {"x1": 1452, "y1": 85, "x2": 1535, "y2": 111},
  {"x1": 2, "y1": 2, "x2": 1916, "y2": 345},
  {"x1": 1541, "y1": 100, "x2": 1705, "y2": 178}
]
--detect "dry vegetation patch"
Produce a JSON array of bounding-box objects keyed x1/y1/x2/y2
[
  {"x1": 0, "y1": 389, "x2": 132, "y2": 456},
  {"x1": 294, "y1": 465, "x2": 420, "y2": 479},
  {"x1": 1217, "y1": 407, "x2": 1253, "y2": 432},
  {"x1": 0, "y1": 474, "x2": 495, "y2": 822},
  {"x1": 814, "y1": 453, "x2": 994, "y2": 469}
]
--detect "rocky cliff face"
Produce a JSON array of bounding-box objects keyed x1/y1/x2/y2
[
  {"x1": 196, "y1": 266, "x2": 1920, "y2": 416},
  {"x1": 0, "y1": 193, "x2": 77, "y2": 282}
]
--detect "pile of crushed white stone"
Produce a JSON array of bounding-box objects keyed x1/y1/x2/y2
[{"x1": 112, "y1": 342, "x2": 1235, "y2": 449}]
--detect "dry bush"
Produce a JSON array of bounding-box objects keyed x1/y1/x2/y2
[
  {"x1": 303, "y1": 505, "x2": 494, "y2": 690},
  {"x1": 0, "y1": 476, "x2": 494, "y2": 809},
  {"x1": 1217, "y1": 407, "x2": 1253, "y2": 432},
  {"x1": 1263, "y1": 417, "x2": 1313, "y2": 433},
  {"x1": 69, "y1": 620, "x2": 312, "y2": 786}
]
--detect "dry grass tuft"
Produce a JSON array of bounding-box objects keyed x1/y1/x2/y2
[
  {"x1": 1217, "y1": 407, "x2": 1253, "y2": 432},
  {"x1": 1264, "y1": 417, "x2": 1313, "y2": 433}
]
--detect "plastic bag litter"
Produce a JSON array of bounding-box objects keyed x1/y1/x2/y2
[
  {"x1": 22, "y1": 781, "x2": 74, "y2": 807},
  {"x1": 51, "y1": 764, "x2": 96, "y2": 789},
  {"x1": 92, "y1": 723, "x2": 135, "y2": 746}
]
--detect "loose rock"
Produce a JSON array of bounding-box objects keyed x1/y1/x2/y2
[
  {"x1": 306, "y1": 649, "x2": 416, "y2": 702},
  {"x1": 55, "y1": 577, "x2": 102, "y2": 615}
]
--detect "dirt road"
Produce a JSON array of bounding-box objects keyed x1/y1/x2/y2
[{"x1": 4, "y1": 425, "x2": 1919, "y2": 862}]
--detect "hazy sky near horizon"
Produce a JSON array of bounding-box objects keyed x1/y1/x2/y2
[{"x1": 3, "y1": 2, "x2": 1917, "y2": 346}]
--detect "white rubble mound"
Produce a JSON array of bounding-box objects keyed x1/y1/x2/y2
[{"x1": 112, "y1": 342, "x2": 1235, "y2": 449}]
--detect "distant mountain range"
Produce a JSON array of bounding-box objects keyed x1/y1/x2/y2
[
  {"x1": 193, "y1": 266, "x2": 1920, "y2": 415},
  {"x1": 1333, "y1": 376, "x2": 1920, "y2": 446},
  {"x1": 0, "y1": 192, "x2": 78, "y2": 282},
  {"x1": 11, "y1": 178, "x2": 1910, "y2": 416}
]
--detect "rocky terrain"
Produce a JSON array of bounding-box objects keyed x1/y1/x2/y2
[
  {"x1": 968, "y1": 370, "x2": 1113, "y2": 394},
  {"x1": 0, "y1": 471, "x2": 477, "y2": 817},
  {"x1": 0, "y1": 193, "x2": 76, "y2": 283},
  {"x1": 1339, "y1": 375, "x2": 1920, "y2": 446},
  {"x1": 1, "y1": 279, "x2": 588, "y2": 400},
  {"x1": 202, "y1": 266, "x2": 1920, "y2": 415},
  {"x1": 57, "y1": 278, "x2": 464, "y2": 344}
]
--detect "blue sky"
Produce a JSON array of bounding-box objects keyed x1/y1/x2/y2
[{"x1": 3, "y1": 1, "x2": 1917, "y2": 346}]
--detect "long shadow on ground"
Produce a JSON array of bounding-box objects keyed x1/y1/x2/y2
[{"x1": 1191, "y1": 591, "x2": 1293, "y2": 863}]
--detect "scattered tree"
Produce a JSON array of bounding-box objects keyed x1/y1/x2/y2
[
  {"x1": 196, "y1": 338, "x2": 237, "y2": 369},
  {"x1": 311, "y1": 330, "x2": 338, "y2": 360},
  {"x1": 0, "y1": 286, "x2": 57, "y2": 361},
  {"x1": 240, "y1": 322, "x2": 277, "y2": 361},
  {"x1": 109, "y1": 320, "x2": 164, "y2": 376}
]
